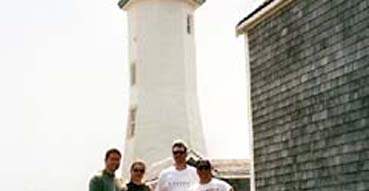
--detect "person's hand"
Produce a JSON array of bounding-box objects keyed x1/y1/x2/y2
[{"x1": 115, "y1": 177, "x2": 127, "y2": 191}]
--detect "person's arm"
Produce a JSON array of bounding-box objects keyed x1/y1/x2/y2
[
  {"x1": 146, "y1": 184, "x2": 153, "y2": 191},
  {"x1": 227, "y1": 184, "x2": 234, "y2": 191},
  {"x1": 89, "y1": 176, "x2": 101, "y2": 191},
  {"x1": 224, "y1": 181, "x2": 233, "y2": 191},
  {"x1": 155, "y1": 172, "x2": 165, "y2": 191}
]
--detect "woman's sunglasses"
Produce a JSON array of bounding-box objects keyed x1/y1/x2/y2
[{"x1": 133, "y1": 168, "x2": 145, "y2": 173}]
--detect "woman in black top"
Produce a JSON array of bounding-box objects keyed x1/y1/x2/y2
[{"x1": 126, "y1": 160, "x2": 151, "y2": 191}]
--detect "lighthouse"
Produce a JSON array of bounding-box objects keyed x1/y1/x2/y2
[{"x1": 118, "y1": 0, "x2": 207, "y2": 178}]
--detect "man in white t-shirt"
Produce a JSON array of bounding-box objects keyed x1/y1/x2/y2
[
  {"x1": 156, "y1": 140, "x2": 199, "y2": 191},
  {"x1": 189, "y1": 159, "x2": 233, "y2": 191}
]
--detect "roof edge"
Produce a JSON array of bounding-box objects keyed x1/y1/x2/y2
[
  {"x1": 118, "y1": 0, "x2": 130, "y2": 9},
  {"x1": 118, "y1": 0, "x2": 206, "y2": 10},
  {"x1": 236, "y1": 0, "x2": 294, "y2": 35}
]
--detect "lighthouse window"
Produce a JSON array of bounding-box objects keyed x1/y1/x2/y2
[
  {"x1": 187, "y1": 14, "x2": 193, "y2": 34},
  {"x1": 130, "y1": 63, "x2": 136, "y2": 86},
  {"x1": 127, "y1": 107, "x2": 137, "y2": 138}
]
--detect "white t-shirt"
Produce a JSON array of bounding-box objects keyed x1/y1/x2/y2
[
  {"x1": 156, "y1": 166, "x2": 199, "y2": 191},
  {"x1": 189, "y1": 178, "x2": 232, "y2": 191}
]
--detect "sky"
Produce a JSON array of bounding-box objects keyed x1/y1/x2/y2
[{"x1": 0, "y1": 0, "x2": 263, "y2": 190}]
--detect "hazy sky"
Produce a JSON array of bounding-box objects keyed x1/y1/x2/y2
[{"x1": 0, "y1": 0, "x2": 263, "y2": 190}]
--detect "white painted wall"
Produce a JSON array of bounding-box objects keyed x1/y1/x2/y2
[{"x1": 122, "y1": 0, "x2": 206, "y2": 177}]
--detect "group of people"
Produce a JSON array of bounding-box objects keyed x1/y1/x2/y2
[{"x1": 89, "y1": 140, "x2": 234, "y2": 191}]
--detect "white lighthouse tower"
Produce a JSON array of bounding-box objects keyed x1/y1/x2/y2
[{"x1": 118, "y1": 0, "x2": 207, "y2": 178}]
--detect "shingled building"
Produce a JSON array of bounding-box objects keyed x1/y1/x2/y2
[{"x1": 237, "y1": 0, "x2": 369, "y2": 190}]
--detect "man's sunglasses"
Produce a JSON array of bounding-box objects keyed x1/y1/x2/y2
[
  {"x1": 172, "y1": 151, "x2": 186, "y2": 155},
  {"x1": 133, "y1": 168, "x2": 145, "y2": 173}
]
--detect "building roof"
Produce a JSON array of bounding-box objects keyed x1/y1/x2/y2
[
  {"x1": 211, "y1": 159, "x2": 251, "y2": 179},
  {"x1": 118, "y1": 0, "x2": 206, "y2": 9},
  {"x1": 236, "y1": 0, "x2": 275, "y2": 28},
  {"x1": 236, "y1": 0, "x2": 294, "y2": 34}
]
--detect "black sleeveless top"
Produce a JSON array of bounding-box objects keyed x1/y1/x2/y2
[{"x1": 126, "y1": 182, "x2": 150, "y2": 191}]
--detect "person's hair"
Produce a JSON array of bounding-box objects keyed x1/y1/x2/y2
[
  {"x1": 196, "y1": 159, "x2": 212, "y2": 169},
  {"x1": 171, "y1": 140, "x2": 188, "y2": 153},
  {"x1": 130, "y1": 160, "x2": 146, "y2": 171},
  {"x1": 105, "y1": 148, "x2": 122, "y2": 161}
]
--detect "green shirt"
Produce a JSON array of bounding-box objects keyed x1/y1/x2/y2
[{"x1": 89, "y1": 170, "x2": 121, "y2": 191}]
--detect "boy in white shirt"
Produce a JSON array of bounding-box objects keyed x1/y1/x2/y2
[{"x1": 189, "y1": 159, "x2": 233, "y2": 191}]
